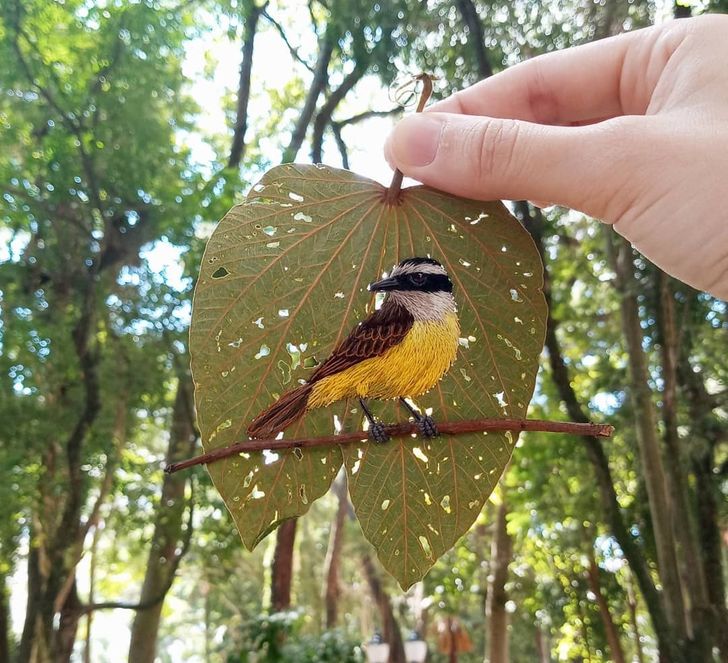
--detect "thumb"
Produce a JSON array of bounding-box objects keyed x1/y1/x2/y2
[{"x1": 384, "y1": 112, "x2": 643, "y2": 221}]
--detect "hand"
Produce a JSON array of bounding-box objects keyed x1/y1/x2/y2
[{"x1": 384, "y1": 15, "x2": 728, "y2": 299}]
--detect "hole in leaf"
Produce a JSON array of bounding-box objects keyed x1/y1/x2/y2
[
  {"x1": 254, "y1": 344, "x2": 270, "y2": 360},
  {"x1": 440, "y1": 495, "x2": 451, "y2": 513},
  {"x1": 263, "y1": 450, "x2": 279, "y2": 465},
  {"x1": 212, "y1": 267, "x2": 230, "y2": 279},
  {"x1": 412, "y1": 447, "x2": 429, "y2": 463},
  {"x1": 418, "y1": 536, "x2": 433, "y2": 558},
  {"x1": 381, "y1": 499, "x2": 391, "y2": 510}
]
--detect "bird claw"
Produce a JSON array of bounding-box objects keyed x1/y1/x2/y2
[
  {"x1": 368, "y1": 422, "x2": 390, "y2": 444},
  {"x1": 417, "y1": 416, "x2": 439, "y2": 439}
]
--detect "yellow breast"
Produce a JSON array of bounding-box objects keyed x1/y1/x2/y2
[{"x1": 308, "y1": 312, "x2": 460, "y2": 408}]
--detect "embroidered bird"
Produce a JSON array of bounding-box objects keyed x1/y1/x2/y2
[{"x1": 247, "y1": 257, "x2": 460, "y2": 443}]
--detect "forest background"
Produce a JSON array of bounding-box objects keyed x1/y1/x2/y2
[{"x1": 0, "y1": 0, "x2": 726, "y2": 662}]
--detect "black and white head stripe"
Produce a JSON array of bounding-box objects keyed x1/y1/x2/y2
[
  {"x1": 390, "y1": 257, "x2": 453, "y2": 293},
  {"x1": 394, "y1": 257, "x2": 446, "y2": 276}
]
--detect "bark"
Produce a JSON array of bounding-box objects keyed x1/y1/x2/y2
[
  {"x1": 228, "y1": 0, "x2": 266, "y2": 168},
  {"x1": 454, "y1": 0, "x2": 493, "y2": 78},
  {"x1": 270, "y1": 519, "x2": 297, "y2": 612},
  {"x1": 361, "y1": 554, "x2": 406, "y2": 663},
  {"x1": 515, "y1": 202, "x2": 680, "y2": 661},
  {"x1": 534, "y1": 624, "x2": 550, "y2": 663},
  {"x1": 54, "y1": 581, "x2": 82, "y2": 663},
  {"x1": 322, "y1": 476, "x2": 348, "y2": 628},
  {"x1": 607, "y1": 233, "x2": 687, "y2": 641},
  {"x1": 128, "y1": 375, "x2": 197, "y2": 663},
  {"x1": 83, "y1": 525, "x2": 101, "y2": 663},
  {"x1": 311, "y1": 64, "x2": 366, "y2": 163},
  {"x1": 485, "y1": 500, "x2": 511, "y2": 663},
  {"x1": 585, "y1": 548, "x2": 626, "y2": 663},
  {"x1": 281, "y1": 28, "x2": 335, "y2": 163},
  {"x1": 331, "y1": 123, "x2": 349, "y2": 169},
  {"x1": 627, "y1": 578, "x2": 646, "y2": 663},
  {"x1": 0, "y1": 573, "x2": 10, "y2": 663},
  {"x1": 654, "y1": 271, "x2": 713, "y2": 655}
]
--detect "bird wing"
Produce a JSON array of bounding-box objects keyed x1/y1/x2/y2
[{"x1": 308, "y1": 302, "x2": 413, "y2": 383}]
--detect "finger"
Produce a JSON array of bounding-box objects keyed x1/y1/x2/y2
[
  {"x1": 385, "y1": 112, "x2": 647, "y2": 220},
  {"x1": 428, "y1": 20, "x2": 688, "y2": 125}
]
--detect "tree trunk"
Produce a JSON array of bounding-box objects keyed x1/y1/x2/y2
[
  {"x1": 128, "y1": 375, "x2": 197, "y2": 663},
  {"x1": 0, "y1": 573, "x2": 10, "y2": 663},
  {"x1": 228, "y1": 0, "x2": 266, "y2": 169},
  {"x1": 270, "y1": 518, "x2": 297, "y2": 612},
  {"x1": 323, "y1": 476, "x2": 348, "y2": 628},
  {"x1": 454, "y1": 0, "x2": 493, "y2": 78},
  {"x1": 608, "y1": 233, "x2": 687, "y2": 642},
  {"x1": 53, "y1": 581, "x2": 82, "y2": 663},
  {"x1": 515, "y1": 202, "x2": 679, "y2": 660},
  {"x1": 677, "y1": 304, "x2": 728, "y2": 658},
  {"x1": 281, "y1": 29, "x2": 335, "y2": 163},
  {"x1": 311, "y1": 64, "x2": 366, "y2": 163},
  {"x1": 83, "y1": 524, "x2": 101, "y2": 663},
  {"x1": 626, "y1": 577, "x2": 646, "y2": 663},
  {"x1": 585, "y1": 548, "x2": 626, "y2": 663},
  {"x1": 361, "y1": 554, "x2": 406, "y2": 663},
  {"x1": 534, "y1": 623, "x2": 550, "y2": 663},
  {"x1": 654, "y1": 271, "x2": 713, "y2": 656},
  {"x1": 485, "y1": 500, "x2": 511, "y2": 663}
]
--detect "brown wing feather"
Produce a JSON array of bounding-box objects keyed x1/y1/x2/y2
[{"x1": 308, "y1": 301, "x2": 413, "y2": 383}]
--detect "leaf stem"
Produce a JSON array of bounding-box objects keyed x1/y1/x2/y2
[
  {"x1": 165, "y1": 418, "x2": 614, "y2": 474},
  {"x1": 384, "y1": 74, "x2": 434, "y2": 205}
]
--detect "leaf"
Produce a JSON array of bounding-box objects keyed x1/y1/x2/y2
[{"x1": 190, "y1": 164, "x2": 547, "y2": 585}]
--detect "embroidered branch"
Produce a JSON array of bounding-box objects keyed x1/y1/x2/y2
[{"x1": 165, "y1": 417, "x2": 614, "y2": 474}]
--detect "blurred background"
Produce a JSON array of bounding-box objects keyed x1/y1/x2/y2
[{"x1": 0, "y1": 0, "x2": 726, "y2": 661}]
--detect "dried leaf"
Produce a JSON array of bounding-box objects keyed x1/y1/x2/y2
[{"x1": 190, "y1": 164, "x2": 546, "y2": 585}]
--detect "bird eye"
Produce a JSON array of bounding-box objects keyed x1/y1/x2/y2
[{"x1": 409, "y1": 273, "x2": 426, "y2": 286}]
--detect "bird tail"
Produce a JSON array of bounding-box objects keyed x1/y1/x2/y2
[{"x1": 247, "y1": 383, "x2": 312, "y2": 439}]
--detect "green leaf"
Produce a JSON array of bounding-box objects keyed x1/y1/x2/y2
[{"x1": 190, "y1": 164, "x2": 546, "y2": 585}]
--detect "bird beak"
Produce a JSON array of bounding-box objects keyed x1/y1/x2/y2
[{"x1": 368, "y1": 276, "x2": 400, "y2": 292}]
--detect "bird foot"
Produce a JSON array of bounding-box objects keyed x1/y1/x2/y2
[
  {"x1": 417, "y1": 415, "x2": 439, "y2": 439},
  {"x1": 368, "y1": 422, "x2": 390, "y2": 444}
]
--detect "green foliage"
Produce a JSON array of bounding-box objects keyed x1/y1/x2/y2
[{"x1": 226, "y1": 611, "x2": 363, "y2": 663}]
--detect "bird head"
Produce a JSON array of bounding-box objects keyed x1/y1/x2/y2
[{"x1": 368, "y1": 257, "x2": 456, "y2": 320}]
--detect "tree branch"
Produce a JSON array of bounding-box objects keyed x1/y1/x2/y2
[
  {"x1": 77, "y1": 479, "x2": 195, "y2": 616},
  {"x1": 281, "y1": 27, "x2": 335, "y2": 163},
  {"x1": 261, "y1": 9, "x2": 316, "y2": 74},
  {"x1": 330, "y1": 123, "x2": 349, "y2": 168},
  {"x1": 228, "y1": 1, "x2": 267, "y2": 168},
  {"x1": 454, "y1": 0, "x2": 494, "y2": 78},
  {"x1": 166, "y1": 418, "x2": 614, "y2": 474},
  {"x1": 311, "y1": 64, "x2": 367, "y2": 163},
  {"x1": 333, "y1": 107, "x2": 401, "y2": 128}
]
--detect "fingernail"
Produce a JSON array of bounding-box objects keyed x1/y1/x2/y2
[{"x1": 388, "y1": 115, "x2": 444, "y2": 167}]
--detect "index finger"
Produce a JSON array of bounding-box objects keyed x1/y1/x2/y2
[{"x1": 429, "y1": 20, "x2": 687, "y2": 125}]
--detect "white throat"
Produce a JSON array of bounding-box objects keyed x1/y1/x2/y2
[{"x1": 388, "y1": 290, "x2": 457, "y2": 322}]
